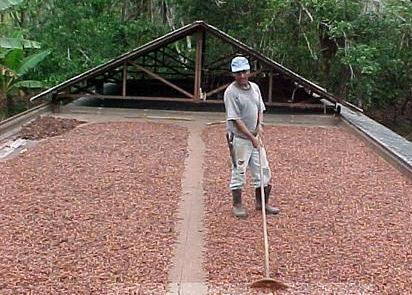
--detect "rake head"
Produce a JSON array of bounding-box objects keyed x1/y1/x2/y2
[{"x1": 250, "y1": 277, "x2": 289, "y2": 290}]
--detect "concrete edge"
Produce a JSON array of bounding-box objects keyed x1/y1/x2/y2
[{"x1": 340, "y1": 115, "x2": 412, "y2": 181}]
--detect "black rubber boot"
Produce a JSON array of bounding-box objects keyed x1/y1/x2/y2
[
  {"x1": 232, "y1": 189, "x2": 247, "y2": 218},
  {"x1": 255, "y1": 185, "x2": 280, "y2": 215}
]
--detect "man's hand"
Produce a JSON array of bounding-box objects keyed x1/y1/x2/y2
[
  {"x1": 251, "y1": 136, "x2": 261, "y2": 149},
  {"x1": 233, "y1": 119, "x2": 262, "y2": 149}
]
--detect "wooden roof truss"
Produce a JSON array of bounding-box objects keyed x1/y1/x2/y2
[{"x1": 31, "y1": 21, "x2": 352, "y2": 112}]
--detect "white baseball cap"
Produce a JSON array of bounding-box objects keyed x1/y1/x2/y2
[{"x1": 230, "y1": 56, "x2": 250, "y2": 73}]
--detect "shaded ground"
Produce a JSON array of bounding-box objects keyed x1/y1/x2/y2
[
  {"x1": 0, "y1": 121, "x2": 188, "y2": 294},
  {"x1": 202, "y1": 124, "x2": 412, "y2": 294},
  {"x1": 19, "y1": 116, "x2": 85, "y2": 140}
]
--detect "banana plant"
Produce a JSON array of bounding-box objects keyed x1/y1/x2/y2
[
  {"x1": 0, "y1": 0, "x2": 40, "y2": 50},
  {"x1": 0, "y1": 48, "x2": 50, "y2": 117},
  {"x1": 0, "y1": 0, "x2": 23, "y2": 11}
]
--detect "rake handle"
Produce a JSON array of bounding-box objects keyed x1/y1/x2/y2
[{"x1": 258, "y1": 143, "x2": 271, "y2": 278}]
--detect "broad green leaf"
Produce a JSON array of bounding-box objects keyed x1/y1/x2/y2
[
  {"x1": 0, "y1": 38, "x2": 41, "y2": 49},
  {"x1": 12, "y1": 80, "x2": 43, "y2": 89},
  {"x1": 0, "y1": 0, "x2": 24, "y2": 11},
  {"x1": 0, "y1": 49, "x2": 12, "y2": 59},
  {"x1": 16, "y1": 50, "x2": 50, "y2": 76},
  {"x1": 3, "y1": 48, "x2": 23, "y2": 70}
]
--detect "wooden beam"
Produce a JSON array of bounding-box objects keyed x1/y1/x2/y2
[
  {"x1": 164, "y1": 46, "x2": 195, "y2": 65},
  {"x1": 205, "y1": 52, "x2": 234, "y2": 69},
  {"x1": 162, "y1": 47, "x2": 195, "y2": 69},
  {"x1": 143, "y1": 53, "x2": 187, "y2": 75},
  {"x1": 205, "y1": 70, "x2": 262, "y2": 98},
  {"x1": 128, "y1": 60, "x2": 194, "y2": 99},
  {"x1": 58, "y1": 94, "x2": 330, "y2": 110},
  {"x1": 122, "y1": 62, "x2": 127, "y2": 97},
  {"x1": 194, "y1": 31, "x2": 204, "y2": 100},
  {"x1": 206, "y1": 83, "x2": 229, "y2": 97},
  {"x1": 60, "y1": 94, "x2": 195, "y2": 102}
]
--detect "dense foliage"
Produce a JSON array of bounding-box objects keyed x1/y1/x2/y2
[{"x1": 1, "y1": 0, "x2": 411, "y2": 137}]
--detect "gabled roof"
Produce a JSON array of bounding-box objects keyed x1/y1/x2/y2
[{"x1": 30, "y1": 21, "x2": 356, "y2": 110}]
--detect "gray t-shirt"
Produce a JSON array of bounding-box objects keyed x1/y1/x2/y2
[{"x1": 224, "y1": 81, "x2": 266, "y2": 138}]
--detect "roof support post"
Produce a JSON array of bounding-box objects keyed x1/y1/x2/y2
[
  {"x1": 122, "y1": 62, "x2": 127, "y2": 97},
  {"x1": 194, "y1": 31, "x2": 204, "y2": 101}
]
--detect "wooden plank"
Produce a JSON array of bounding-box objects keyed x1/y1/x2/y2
[{"x1": 128, "y1": 61, "x2": 194, "y2": 98}]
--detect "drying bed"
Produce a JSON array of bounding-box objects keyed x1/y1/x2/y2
[
  {"x1": 202, "y1": 124, "x2": 412, "y2": 294},
  {"x1": 19, "y1": 116, "x2": 85, "y2": 140},
  {"x1": 0, "y1": 121, "x2": 188, "y2": 294}
]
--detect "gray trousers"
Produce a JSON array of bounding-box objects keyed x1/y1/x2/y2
[{"x1": 229, "y1": 136, "x2": 271, "y2": 190}]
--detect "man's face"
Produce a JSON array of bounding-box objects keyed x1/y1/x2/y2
[{"x1": 233, "y1": 70, "x2": 250, "y2": 87}]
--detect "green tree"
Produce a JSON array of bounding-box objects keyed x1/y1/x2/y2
[
  {"x1": 26, "y1": 0, "x2": 169, "y2": 84},
  {"x1": 0, "y1": 0, "x2": 50, "y2": 118}
]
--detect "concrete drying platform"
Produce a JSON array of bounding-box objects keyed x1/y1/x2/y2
[{"x1": 1, "y1": 103, "x2": 410, "y2": 294}]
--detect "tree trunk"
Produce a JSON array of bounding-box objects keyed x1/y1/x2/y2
[
  {"x1": 318, "y1": 23, "x2": 338, "y2": 87},
  {"x1": 336, "y1": 65, "x2": 351, "y2": 99},
  {"x1": 121, "y1": 0, "x2": 128, "y2": 22}
]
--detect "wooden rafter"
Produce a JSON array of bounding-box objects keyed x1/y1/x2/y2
[
  {"x1": 141, "y1": 52, "x2": 188, "y2": 75},
  {"x1": 128, "y1": 60, "x2": 194, "y2": 99},
  {"x1": 205, "y1": 52, "x2": 234, "y2": 70},
  {"x1": 205, "y1": 70, "x2": 263, "y2": 98},
  {"x1": 29, "y1": 21, "x2": 346, "y2": 111},
  {"x1": 160, "y1": 48, "x2": 194, "y2": 71}
]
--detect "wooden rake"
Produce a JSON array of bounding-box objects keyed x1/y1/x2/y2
[{"x1": 250, "y1": 141, "x2": 289, "y2": 290}]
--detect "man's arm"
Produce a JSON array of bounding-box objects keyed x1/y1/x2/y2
[
  {"x1": 255, "y1": 83, "x2": 265, "y2": 138},
  {"x1": 255, "y1": 111, "x2": 264, "y2": 138}
]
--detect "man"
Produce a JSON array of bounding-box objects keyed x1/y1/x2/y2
[{"x1": 224, "y1": 56, "x2": 280, "y2": 218}]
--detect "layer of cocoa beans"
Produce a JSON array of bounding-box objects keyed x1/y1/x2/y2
[
  {"x1": 19, "y1": 116, "x2": 86, "y2": 140},
  {"x1": 0, "y1": 121, "x2": 188, "y2": 294},
  {"x1": 202, "y1": 124, "x2": 412, "y2": 295}
]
